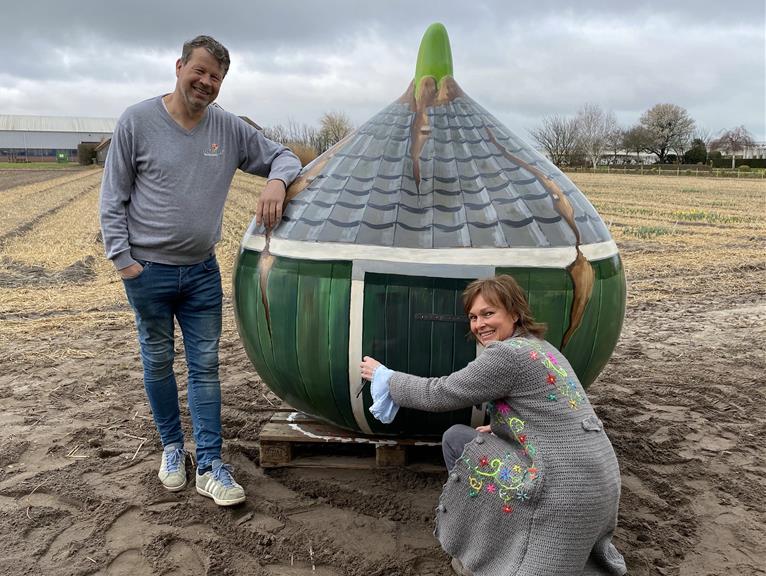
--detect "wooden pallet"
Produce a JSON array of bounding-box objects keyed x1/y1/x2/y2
[{"x1": 258, "y1": 411, "x2": 444, "y2": 471}]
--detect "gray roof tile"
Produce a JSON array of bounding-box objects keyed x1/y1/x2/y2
[{"x1": 270, "y1": 92, "x2": 612, "y2": 249}]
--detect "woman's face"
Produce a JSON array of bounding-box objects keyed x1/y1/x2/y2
[{"x1": 468, "y1": 294, "x2": 517, "y2": 345}]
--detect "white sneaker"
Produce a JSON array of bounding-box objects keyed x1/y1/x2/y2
[
  {"x1": 158, "y1": 445, "x2": 187, "y2": 492},
  {"x1": 196, "y1": 460, "x2": 245, "y2": 506}
]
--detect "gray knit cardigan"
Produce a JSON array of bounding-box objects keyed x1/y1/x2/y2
[{"x1": 389, "y1": 335, "x2": 627, "y2": 576}]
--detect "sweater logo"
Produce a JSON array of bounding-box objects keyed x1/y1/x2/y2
[{"x1": 203, "y1": 143, "x2": 222, "y2": 157}]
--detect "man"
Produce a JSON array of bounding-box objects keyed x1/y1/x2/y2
[{"x1": 99, "y1": 35, "x2": 300, "y2": 506}]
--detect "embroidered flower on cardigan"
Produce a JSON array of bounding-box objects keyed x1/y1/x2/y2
[
  {"x1": 508, "y1": 338, "x2": 584, "y2": 410},
  {"x1": 495, "y1": 400, "x2": 512, "y2": 415},
  {"x1": 469, "y1": 476, "x2": 482, "y2": 497},
  {"x1": 547, "y1": 373, "x2": 557, "y2": 385},
  {"x1": 462, "y1": 406, "x2": 540, "y2": 513}
]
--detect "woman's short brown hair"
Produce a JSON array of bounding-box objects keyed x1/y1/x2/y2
[{"x1": 462, "y1": 275, "x2": 547, "y2": 339}]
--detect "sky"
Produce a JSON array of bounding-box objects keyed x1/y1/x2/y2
[{"x1": 1, "y1": 0, "x2": 764, "y2": 141}]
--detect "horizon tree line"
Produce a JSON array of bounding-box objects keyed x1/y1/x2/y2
[
  {"x1": 263, "y1": 111, "x2": 354, "y2": 166},
  {"x1": 529, "y1": 102, "x2": 757, "y2": 167},
  {"x1": 263, "y1": 105, "x2": 756, "y2": 170}
]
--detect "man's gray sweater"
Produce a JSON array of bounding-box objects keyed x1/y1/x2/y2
[{"x1": 99, "y1": 96, "x2": 301, "y2": 269}]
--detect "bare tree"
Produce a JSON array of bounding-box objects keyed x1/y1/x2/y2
[
  {"x1": 690, "y1": 126, "x2": 713, "y2": 164},
  {"x1": 639, "y1": 103, "x2": 695, "y2": 163},
  {"x1": 266, "y1": 112, "x2": 355, "y2": 162},
  {"x1": 710, "y1": 125, "x2": 756, "y2": 169},
  {"x1": 528, "y1": 114, "x2": 580, "y2": 166},
  {"x1": 263, "y1": 118, "x2": 325, "y2": 166},
  {"x1": 622, "y1": 125, "x2": 651, "y2": 164},
  {"x1": 318, "y1": 111, "x2": 354, "y2": 153},
  {"x1": 693, "y1": 126, "x2": 713, "y2": 149},
  {"x1": 605, "y1": 127, "x2": 625, "y2": 165},
  {"x1": 262, "y1": 124, "x2": 288, "y2": 144},
  {"x1": 264, "y1": 118, "x2": 320, "y2": 148},
  {"x1": 576, "y1": 103, "x2": 618, "y2": 169}
]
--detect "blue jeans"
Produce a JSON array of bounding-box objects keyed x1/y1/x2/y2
[{"x1": 123, "y1": 255, "x2": 223, "y2": 469}]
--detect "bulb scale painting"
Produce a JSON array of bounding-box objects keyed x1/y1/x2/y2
[{"x1": 233, "y1": 23, "x2": 626, "y2": 436}]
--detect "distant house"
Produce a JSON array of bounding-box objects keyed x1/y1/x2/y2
[
  {"x1": 0, "y1": 114, "x2": 116, "y2": 162},
  {"x1": 743, "y1": 142, "x2": 766, "y2": 160},
  {"x1": 94, "y1": 138, "x2": 111, "y2": 165}
]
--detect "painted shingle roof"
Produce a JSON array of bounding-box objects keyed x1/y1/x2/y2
[{"x1": 271, "y1": 92, "x2": 611, "y2": 249}]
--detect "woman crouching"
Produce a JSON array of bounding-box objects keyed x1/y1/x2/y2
[{"x1": 360, "y1": 275, "x2": 626, "y2": 576}]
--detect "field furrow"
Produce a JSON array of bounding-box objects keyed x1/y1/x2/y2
[{"x1": 0, "y1": 171, "x2": 103, "y2": 241}]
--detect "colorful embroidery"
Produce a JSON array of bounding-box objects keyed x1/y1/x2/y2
[
  {"x1": 461, "y1": 404, "x2": 540, "y2": 513},
  {"x1": 459, "y1": 340, "x2": 588, "y2": 513},
  {"x1": 509, "y1": 338, "x2": 584, "y2": 410}
]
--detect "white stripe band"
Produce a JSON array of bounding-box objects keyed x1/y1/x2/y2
[
  {"x1": 242, "y1": 236, "x2": 619, "y2": 267},
  {"x1": 348, "y1": 275, "x2": 372, "y2": 434},
  {"x1": 243, "y1": 234, "x2": 619, "y2": 433}
]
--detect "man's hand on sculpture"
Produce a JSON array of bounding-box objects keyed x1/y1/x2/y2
[{"x1": 257, "y1": 179, "x2": 287, "y2": 229}]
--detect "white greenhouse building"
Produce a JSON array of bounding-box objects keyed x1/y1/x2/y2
[{"x1": 0, "y1": 114, "x2": 116, "y2": 162}]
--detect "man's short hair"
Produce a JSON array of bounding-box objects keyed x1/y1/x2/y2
[{"x1": 181, "y1": 35, "x2": 230, "y2": 76}]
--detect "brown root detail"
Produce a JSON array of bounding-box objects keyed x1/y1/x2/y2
[
  {"x1": 285, "y1": 132, "x2": 355, "y2": 203},
  {"x1": 486, "y1": 129, "x2": 595, "y2": 346},
  {"x1": 564, "y1": 251, "x2": 595, "y2": 346},
  {"x1": 401, "y1": 76, "x2": 465, "y2": 195},
  {"x1": 257, "y1": 231, "x2": 275, "y2": 337},
  {"x1": 434, "y1": 77, "x2": 465, "y2": 105},
  {"x1": 289, "y1": 76, "x2": 464, "y2": 202},
  {"x1": 410, "y1": 77, "x2": 437, "y2": 194}
]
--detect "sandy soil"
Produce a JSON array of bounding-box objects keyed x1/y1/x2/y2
[
  {"x1": 0, "y1": 170, "x2": 764, "y2": 575},
  {"x1": 0, "y1": 169, "x2": 83, "y2": 192}
]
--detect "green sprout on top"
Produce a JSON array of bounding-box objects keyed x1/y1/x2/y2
[{"x1": 414, "y1": 23, "x2": 454, "y2": 100}]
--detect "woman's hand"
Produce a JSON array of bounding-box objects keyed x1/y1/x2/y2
[
  {"x1": 360, "y1": 356, "x2": 382, "y2": 380},
  {"x1": 475, "y1": 424, "x2": 492, "y2": 434}
]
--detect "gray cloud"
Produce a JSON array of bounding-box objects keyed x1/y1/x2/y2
[{"x1": 1, "y1": 0, "x2": 763, "y2": 139}]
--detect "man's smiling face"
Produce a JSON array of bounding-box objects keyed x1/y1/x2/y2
[{"x1": 175, "y1": 47, "x2": 224, "y2": 114}]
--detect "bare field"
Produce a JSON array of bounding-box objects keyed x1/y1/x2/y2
[{"x1": 0, "y1": 170, "x2": 764, "y2": 576}]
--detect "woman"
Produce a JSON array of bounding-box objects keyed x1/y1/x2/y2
[{"x1": 360, "y1": 275, "x2": 626, "y2": 576}]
